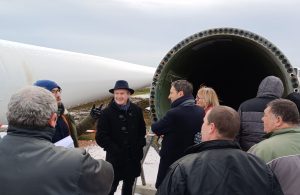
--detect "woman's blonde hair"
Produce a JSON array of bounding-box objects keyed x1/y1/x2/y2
[{"x1": 197, "y1": 85, "x2": 220, "y2": 108}]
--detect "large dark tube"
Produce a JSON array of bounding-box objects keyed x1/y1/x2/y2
[{"x1": 150, "y1": 28, "x2": 299, "y2": 121}]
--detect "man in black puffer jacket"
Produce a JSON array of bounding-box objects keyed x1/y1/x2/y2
[
  {"x1": 237, "y1": 75, "x2": 284, "y2": 151},
  {"x1": 157, "y1": 106, "x2": 283, "y2": 195}
]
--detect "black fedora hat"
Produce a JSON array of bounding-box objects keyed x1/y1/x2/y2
[{"x1": 109, "y1": 80, "x2": 135, "y2": 94}]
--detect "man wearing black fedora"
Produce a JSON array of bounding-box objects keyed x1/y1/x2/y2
[{"x1": 96, "y1": 80, "x2": 146, "y2": 195}]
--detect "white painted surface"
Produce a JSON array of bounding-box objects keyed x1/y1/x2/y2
[{"x1": 0, "y1": 39, "x2": 155, "y2": 123}]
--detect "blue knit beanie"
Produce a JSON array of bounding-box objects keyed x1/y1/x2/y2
[{"x1": 33, "y1": 80, "x2": 61, "y2": 91}]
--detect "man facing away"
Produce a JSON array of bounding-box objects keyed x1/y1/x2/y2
[
  {"x1": 249, "y1": 99, "x2": 300, "y2": 195},
  {"x1": 34, "y1": 80, "x2": 102, "y2": 147},
  {"x1": 237, "y1": 75, "x2": 284, "y2": 151},
  {"x1": 96, "y1": 80, "x2": 146, "y2": 195},
  {"x1": 157, "y1": 105, "x2": 283, "y2": 195},
  {"x1": 0, "y1": 86, "x2": 113, "y2": 195},
  {"x1": 151, "y1": 80, "x2": 205, "y2": 188}
]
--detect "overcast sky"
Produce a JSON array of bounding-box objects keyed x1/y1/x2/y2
[{"x1": 0, "y1": 0, "x2": 299, "y2": 67}]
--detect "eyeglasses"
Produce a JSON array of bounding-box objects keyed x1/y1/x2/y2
[
  {"x1": 195, "y1": 95, "x2": 204, "y2": 100},
  {"x1": 51, "y1": 89, "x2": 62, "y2": 94}
]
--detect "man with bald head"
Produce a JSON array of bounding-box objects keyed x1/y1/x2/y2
[{"x1": 157, "y1": 106, "x2": 283, "y2": 195}]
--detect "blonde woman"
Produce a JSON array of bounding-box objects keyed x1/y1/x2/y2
[
  {"x1": 194, "y1": 85, "x2": 220, "y2": 143},
  {"x1": 195, "y1": 85, "x2": 220, "y2": 113}
]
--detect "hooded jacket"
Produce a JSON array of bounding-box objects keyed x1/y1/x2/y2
[
  {"x1": 237, "y1": 76, "x2": 284, "y2": 151},
  {"x1": 0, "y1": 125, "x2": 114, "y2": 195}
]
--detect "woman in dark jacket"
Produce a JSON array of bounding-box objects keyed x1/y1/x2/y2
[{"x1": 96, "y1": 80, "x2": 146, "y2": 195}]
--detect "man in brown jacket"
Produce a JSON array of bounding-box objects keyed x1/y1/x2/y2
[{"x1": 34, "y1": 79, "x2": 102, "y2": 147}]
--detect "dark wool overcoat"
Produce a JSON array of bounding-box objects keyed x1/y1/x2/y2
[
  {"x1": 96, "y1": 101, "x2": 146, "y2": 179},
  {"x1": 151, "y1": 95, "x2": 205, "y2": 188}
]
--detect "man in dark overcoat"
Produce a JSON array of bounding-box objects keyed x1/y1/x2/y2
[
  {"x1": 151, "y1": 80, "x2": 205, "y2": 188},
  {"x1": 96, "y1": 80, "x2": 146, "y2": 195}
]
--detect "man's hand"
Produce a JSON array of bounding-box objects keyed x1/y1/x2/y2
[{"x1": 90, "y1": 104, "x2": 104, "y2": 119}]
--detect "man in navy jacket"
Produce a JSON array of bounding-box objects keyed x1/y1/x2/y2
[{"x1": 151, "y1": 80, "x2": 205, "y2": 188}]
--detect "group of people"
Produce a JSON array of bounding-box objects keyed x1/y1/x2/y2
[
  {"x1": 153, "y1": 76, "x2": 300, "y2": 195},
  {"x1": 0, "y1": 75, "x2": 300, "y2": 195},
  {"x1": 0, "y1": 79, "x2": 146, "y2": 195}
]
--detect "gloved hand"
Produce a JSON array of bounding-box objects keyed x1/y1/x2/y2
[{"x1": 90, "y1": 104, "x2": 104, "y2": 119}]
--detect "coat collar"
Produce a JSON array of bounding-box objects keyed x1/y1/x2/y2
[
  {"x1": 110, "y1": 99, "x2": 132, "y2": 112},
  {"x1": 171, "y1": 95, "x2": 195, "y2": 108},
  {"x1": 263, "y1": 127, "x2": 300, "y2": 138},
  {"x1": 113, "y1": 100, "x2": 131, "y2": 111},
  {"x1": 185, "y1": 140, "x2": 241, "y2": 155},
  {"x1": 7, "y1": 125, "x2": 56, "y2": 142}
]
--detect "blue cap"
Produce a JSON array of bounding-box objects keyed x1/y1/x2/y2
[{"x1": 33, "y1": 80, "x2": 61, "y2": 91}]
